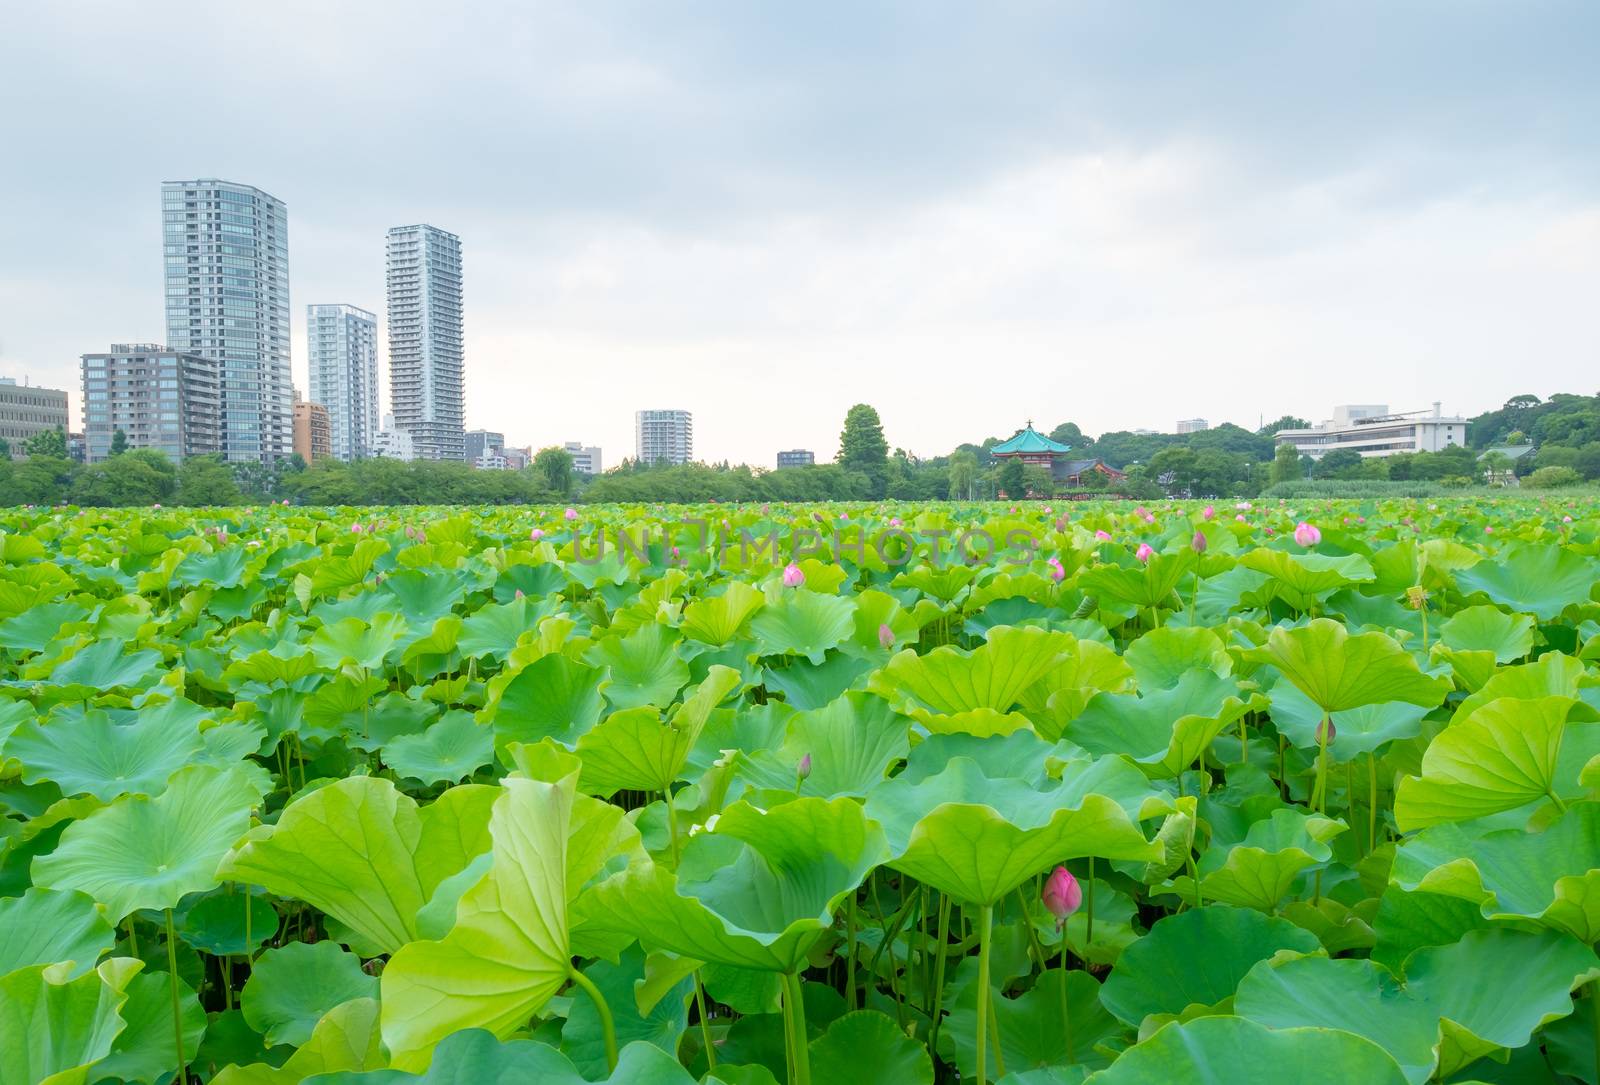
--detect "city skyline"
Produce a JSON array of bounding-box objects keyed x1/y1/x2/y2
[{"x1": 3, "y1": 4, "x2": 1597, "y2": 466}]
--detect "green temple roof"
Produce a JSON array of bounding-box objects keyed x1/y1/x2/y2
[{"x1": 992, "y1": 423, "x2": 1071, "y2": 455}]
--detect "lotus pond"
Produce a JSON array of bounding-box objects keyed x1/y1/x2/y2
[{"x1": 3, "y1": 498, "x2": 1600, "y2": 1085}]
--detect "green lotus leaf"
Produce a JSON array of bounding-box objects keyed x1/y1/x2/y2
[
  {"x1": 481, "y1": 653, "x2": 609, "y2": 750},
  {"x1": 1077, "y1": 552, "x2": 1192, "y2": 609},
  {"x1": 572, "y1": 797, "x2": 886, "y2": 974},
  {"x1": 382, "y1": 711, "x2": 494, "y2": 786},
  {"x1": 1369, "y1": 887, "x2": 1491, "y2": 973},
  {"x1": 220, "y1": 778, "x2": 498, "y2": 954},
  {"x1": 48, "y1": 638, "x2": 163, "y2": 691},
  {"x1": 682, "y1": 581, "x2": 766, "y2": 646},
  {"x1": 32, "y1": 764, "x2": 261, "y2": 922},
  {"x1": 0, "y1": 957, "x2": 142, "y2": 1085},
  {"x1": 1393, "y1": 696, "x2": 1592, "y2": 830},
  {"x1": 91, "y1": 967, "x2": 208, "y2": 1085},
  {"x1": 735, "y1": 691, "x2": 911, "y2": 800},
  {"x1": 1453, "y1": 544, "x2": 1600, "y2": 621},
  {"x1": 1122, "y1": 626, "x2": 1231, "y2": 690},
  {"x1": 813, "y1": 1010, "x2": 934, "y2": 1085},
  {"x1": 763, "y1": 652, "x2": 875, "y2": 711},
  {"x1": 1389, "y1": 803, "x2": 1600, "y2": 941},
  {"x1": 586, "y1": 623, "x2": 691, "y2": 710},
  {"x1": 1402, "y1": 928, "x2": 1600, "y2": 1076},
  {"x1": 574, "y1": 666, "x2": 741, "y2": 797},
  {"x1": 1266, "y1": 681, "x2": 1428, "y2": 758},
  {"x1": 174, "y1": 546, "x2": 250, "y2": 589},
  {"x1": 941, "y1": 969, "x2": 1121, "y2": 1080},
  {"x1": 749, "y1": 589, "x2": 856, "y2": 664},
  {"x1": 457, "y1": 596, "x2": 556, "y2": 661},
  {"x1": 1097, "y1": 905, "x2": 1322, "y2": 1027},
  {"x1": 178, "y1": 891, "x2": 278, "y2": 957},
  {"x1": 1169, "y1": 809, "x2": 1346, "y2": 912},
  {"x1": 1452, "y1": 650, "x2": 1596, "y2": 720},
  {"x1": 0, "y1": 603, "x2": 91, "y2": 656},
  {"x1": 309, "y1": 614, "x2": 409, "y2": 673},
  {"x1": 1084, "y1": 1016, "x2": 1407, "y2": 1084},
  {"x1": 864, "y1": 749, "x2": 1162, "y2": 906},
  {"x1": 1438, "y1": 605, "x2": 1535, "y2": 662},
  {"x1": 378, "y1": 569, "x2": 467, "y2": 624},
  {"x1": 213, "y1": 996, "x2": 383, "y2": 1085},
  {"x1": 1067, "y1": 672, "x2": 1261, "y2": 778},
  {"x1": 1234, "y1": 957, "x2": 1438, "y2": 1083},
  {"x1": 871, "y1": 626, "x2": 1070, "y2": 718},
  {"x1": 0, "y1": 887, "x2": 114, "y2": 980},
  {"x1": 310, "y1": 537, "x2": 389, "y2": 596},
  {"x1": 223, "y1": 641, "x2": 321, "y2": 686},
  {"x1": 380, "y1": 769, "x2": 579, "y2": 1071},
  {"x1": 848, "y1": 587, "x2": 923, "y2": 652},
  {"x1": 1016, "y1": 635, "x2": 1134, "y2": 739},
  {"x1": 1238, "y1": 549, "x2": 1377, "y2": 610},
  {"x1": 1243, "y1": 619, "x2": 1450, "y2": 715},
  {"x1": 5, "y1": 708, "x2": 205, "y2": 802},
  {"x1": 560, "y1": 946, "x2": 690, "y2": 1078},
  {"x1": 242, "y1": 942, "x2": 379, "y2": 1048},
  {"x1": 305, "y1": 1032, "x2": 700, "y2": 1084}
]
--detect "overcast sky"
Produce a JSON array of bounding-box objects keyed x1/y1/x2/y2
[{"x1": 2, "y1": 1, "x2": 1596, "y2": 465}]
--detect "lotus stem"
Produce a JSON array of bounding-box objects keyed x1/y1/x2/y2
[
  {"x1": 974, "y1": 903, "x2": 993, "y2": 1085},
  {"x1": 1368, "y1": 754, "x2": 1378, "y2": 854},
  {"x1": 568, "y1": 966, "x2": 617, "y2": 1073},
  {"x1": 1085, "y1": 858, "x2": 1095, "y2": 947},
  {"x1": 693, "y1": 969, "x2": 716, "y2": 1071},
  {"x1": 1591, "y1": 978, "x2": 1600, "y2": 1085},
  {"x1": 1058, "y1": 935, "x2": 1074, "y2": 1064},
  {"x1": 987, "y1": 992, "x2": 1006, "y2": 1078},
  {"x1": 125, "y1": 916, "x2": 139, "y2": 958},
  {"x1": 1314, "y1": 716, "x2": 1330, "y2": 815},
  {"x1": 845, "y1": 891, "x2": 857, "y2": 1010},
  {"x1": 665, "y1": 789, "x2": 681, "y2": 867},
  {"x1": 929, "y1": 894, "x2": 951, "y2": 1054},
  {"x1": 783, "y1": 971, "x2": 812, "y2": 1085},
  {"x1": 164, "y1": 909, "x2": 187, "y2": 1083}
]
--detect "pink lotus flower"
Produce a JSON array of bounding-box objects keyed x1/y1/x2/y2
[
  {"x1": 1564, "y1": 515, "x2": 1574, "y2": 523},
  {"x1": 1235, "y1": 514, "x2": 1247, "y2": 522},
  {"x1": 530, "y1": 528, "x2": 544, "y2": 541},
  {"x1": 878, "y1": 623, "x2": 895, "y2": 649},
  {"x1": 514, "y1": 589, "x2": 525, "y2": 599},
  {"x1": 564, "y1": 507, "x2": 578, "y2": 521},
  {"x1": 351, "y1": 523, "x2": 364, "y2": 534},
  {"x1": 782, "y1": 562, "x2": 805, "y2": 588},
  {"x1": 1042, "y1": 866, "x2": 1082, "y2": 929},
  {"x1": 1043, "y1": 506, "x2": 1052, "y2": 514},
  {"x1": 1484, "y1": 525, "x2": 1493, "y2": 534},
  {"x1": 889, "y1": 516, "x2": 902, "y2": 528},
  {"x1": 1293, "y1": 522, "x2": 1321, "y2": 547},
  {"x1": 797, "y1": 753, "x2": 812, "y2": 781},
  {"x1": 1236, "y1": 501, "x2": 1252, "y2": 510},
  {"x1": 1191, "y1": 531, "x2": 1207, "y2": 554},
  {"x1": 1046, "y1": 556, "x2": 1065, "y2": 582},
  {"x1": 1135, "y1": 543, "x2": 1155, "y2": 564},
  {"x1": 1094, "y1": 529, "x2": 1112, "y2": 541},
  {"x1": 153, "y1": 503, "x2": 162, "y2": 509},
  {"x1": 1202, "y1": 505, "x2": 1215, "y2": 521}
]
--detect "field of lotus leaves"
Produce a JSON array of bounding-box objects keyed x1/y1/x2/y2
[{"x1": 3, "y1": 497, "x2": 1600, "y2": 1085}]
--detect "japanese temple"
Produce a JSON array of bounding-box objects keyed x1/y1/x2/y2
[{"x1": 991, "y1": 422, "x2": 1128, "y2": 486}]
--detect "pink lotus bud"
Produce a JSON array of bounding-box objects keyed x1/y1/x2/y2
[
  {"x1": 514, "y1": 589, "x2": 525, "y2": 599},
  {"x1": 281, "y1": 499, "x2": 289, "y2": 506},
  {"x1": 1094, "y1": 529, "x2": 1111, "y2": 541},
  {"x1": 1134, "y1": 506, "x2": 1148, "y2": 518},
  {"x1": 1202, "y1": 505, "x2": 1215, "y2": 521},
  {"x1": 1191, "y1": 531, "x2": 1207, "y2": 554},
  {"x1": 1047, "y1": 557, "x2": 1065, "y2": 582},
  {"x1": 375, "y1": 573, "x2": 384, "y2": 586},
  {"x1": 530, "y1": 528, "x2": 544, "y2": 541},
  {"x1": 761, "y1": 504, "x2": 770, "y2": 514},
  {"x1": 890, "y1": 517, "x2": 902, "y2": 528},
  {"x1": 878, "y1": 623, "x2": 895, "y2": 649},
  {"x1": 782, "y1": 562, "x2": 805, "y2": 588},
  {"x1": 1484, "y1": 525, "x2": 1494, "y2": 534},
  {"x1": 1055, "y1": 517, "x2": 1068, "y2": 531},
  {"x1": 797, "y1": 754, "x2": 812, "y2": 781},
  {"x1": 1293, "y1": 522, "x2": 1321, "y2": 547},
  {"x1": 351, "y1": 522, "x2": 364, "y2": 534},
  {"x1": 1042, "y1": 866, "x2": 1082, "y2": 928},
  {"x1": 1317, "y1": 718, "x2": 1336, "y2": 745},
  {"x1": 1135, "y1": 543, "x2": 1155, "y2": 564},
  {"x1": 1564, "y1": 515, "x2": 1573, "y2": 523},
  {"x1": 839, "y1": 511, "x2": 849, "y2": 520},
  {"x1": 1043, "y1": 506, "x2": 1052, "y2": 514},
  {"x1": 564, "y1": 507, "x2": 578, "y2": 521},
  {"x1": 153, "y1": 503, "x2": 162, "y2": 509},
  {"x1": 1235, "y1": 514, "x2": 1247, "y2": 522}
]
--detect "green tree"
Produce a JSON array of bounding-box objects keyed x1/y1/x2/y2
[
  {"x1": 947, "y1": 450, "x2": 977, "y2": 499},
  {"x1": 177, "y1": 455, "x2": 243, "y2": 505},
  {"x1": 1524, "y1": 465, "x2": 1584, "y2": 489},
  {"x1": 109, "y1": 429, "x2": 129, "y2": 456},
  {"x1": 1314, "y1": 449, "x2": 1365, "y2": 480},
  {"x1": 72, "y1": 450, "x2": 177, "y2": 506},
  {"x1": 24, "y1": 426, "x2": 67, "y2": 459},
  {"x1": 838, "y1": 404, "x2": 889, "y2": 498},
  {"x1": 1258, "y1": 415, "x2": 1312, "y2": 436},
  {"x1": 1048, "y1": 422, "x2": 1085, "y2": 449},
  {"x1": 1269, "y1": 443, "x2": 1303, "y2": 484},
  {"x1": 995, "y1": 457, "x2": 1026, "y2": 500},
  {"x1": 0, "y1": 437, "x2": 10, "y2": 459},
  {"x1": 533, "y1": 446, "x2": 575, "y2": 495}
]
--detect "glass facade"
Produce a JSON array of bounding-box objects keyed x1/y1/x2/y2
[
  {"x1": 161, "y1": 180, "x2": 292, "y2": 463},
  {"x1": 386, "y1": 225, "x2": 464, "y2": 460},
  {"x1": 306, "y1": 303, "x2": 379, "y2": 460}
]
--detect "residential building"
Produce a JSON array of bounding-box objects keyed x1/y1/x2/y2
[
  {"x1": 161, "y1": 179, "x2": 292, "y2": 462},
  {"x1": 465, "y1": 429, "x2": 504, "y2": 463},
  {"x1": 0, "y1": 378, "x2": 69, "y2": 453},
  {"x1": 80, "y1": 343, "x2": 220, "y2": 463},
  {"x1": 635, "y1": 409, "x2": 692, "y2": 465},
  {"x1": 1273, "y1": 404, "x2": 1469, "y2": 459},
  {"x1": 777, "y1": 449, "x2": 815, "y2": 468},
  {"x1": 292, "y1": 391, "x2": 331, "y2": 462},
  {"x1": 386, "y1": 225, "x2": 464, "y2": 460},
  {"x1": 473, "y1": 450, "x2": 509, "y2": 470},
  {"x1": 306, "y1": 303, "x2": 379, "y2": 460},
  {"x1": 502, "y1": 446, "x2": 531, "y2": 471},
  {"x1": 372, "y1": 413, "x2": 415, "y2": 461},
  {"x1": 1176, "y1": 418, "x2": 1209, "y2": 434},
  {"x1": 564, "y1": 441, "x2": 602, "y2": 475}
]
